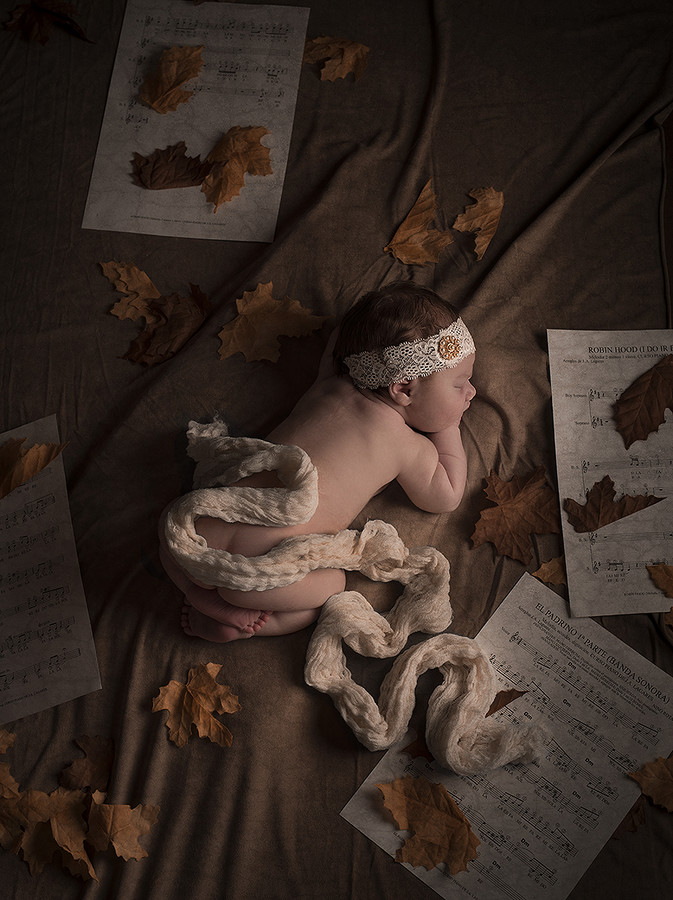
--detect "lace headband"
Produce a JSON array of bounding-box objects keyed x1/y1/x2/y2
[{"x1": 343, "y1": 318, "x2": 475, "y2": 389}]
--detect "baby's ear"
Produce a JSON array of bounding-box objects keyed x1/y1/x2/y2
[{"x1": 388, "y1": 380, "x2": 413, "y2": 407}]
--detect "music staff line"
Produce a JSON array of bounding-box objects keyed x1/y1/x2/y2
[
  {"x1": 0, "y1": 616, "x2": 75, "y2": 657},
  {"x1": 502, "y1": 631, "x2": 661, "y2": 746},
  {"x1": 0, "y1": 524, "x2": 59, "y2": 562},
  {"x1": 1, "y1": 493, "x2": 56, "y2": 531},
  {"x1": 0, "y1": 585, "x2": 70, "y2": 622},
  {"x1": 0, "y1": 647, "x2": 82, "y2": 691}
]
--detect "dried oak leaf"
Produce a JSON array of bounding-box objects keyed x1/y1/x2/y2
[
  {"x1": 140, "y1": 45, "x2": 204, "y2": 114},
  {"x1": 4, "y1": 0, "x2": 92, "y2": 45},
  {"x1": 0, "y1": 437, "x2": 67, "y2": 502},
  {"x1": 87, "y1": 791, "x2": 159, "y2": 861},
  {"x1": 402, "y1": 734, "x2": 435, "y2": 763},
  {"x1": 152, "y1": 662, "x2": 241, "y2": 748},
  {"x1": 218, "y1": 281, "x2": 327, "y2": 363},
  {"x1": 303, "y1": 35, "x2": 370, "y2": 82},
  {"x1": 613, "y1": 355, "x2": 673, "y2": 449},
  {"x1": 563, "y1": 475, "x2": 663, "y2": 534},
  {"x1": 131, "y1": 141, "x2": 212, "y2": 190},
  {"x1": 612, "y1": 795, "x2": 647, "y2": 839},
  {"x1": 202, "y1": 125, "x2": 272, "y2": 211},
  {"x1": 533, "y1": 555, "x2": 567, "y2": 586},
  {"x1": 471, "y1": 467, "x2": 561, "y2": 564},
  {"x1": 0, "y1": 730, "x2": 16, "y2": 756},
  {"x1": 628, "y1": 757, "x2": 673, "y2": 812},
  {"x1": 59, "y1": 735, "x2": 114, "y2": 793},
  {"x1": 384, "y1": 179, "x2": 454, "y2": 266},
  {"x1": 377, "y1": 774, "x2": 480, "y2": 873},
  {"x1": 101, "y1": 261, "x2": 211, "y2": 366},
  {"x1": 647, "y1": 564, "x2": 673, "y2": 599},
  {"x1": 486, "y1": 688, "x2": 528, "y2": 717},
  {"x1": 452, "y1": 187, "x2": 504, "y2": 260}
]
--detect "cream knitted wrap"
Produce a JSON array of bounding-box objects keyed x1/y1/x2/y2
[{"x1": 163, "y1": 419, "x2": 543, "y2": 774}]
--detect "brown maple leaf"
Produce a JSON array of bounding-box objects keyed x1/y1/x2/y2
[
  {"x1": 613, "y1": 355, "x2": 673, "y2": 449},
  {"x1": 401, "y1": 734, "x2": 435, "y2": 763},
  {"x1": 0, "y1": 730, "x2": 16, "y2": 755},
  {"x1": 201, "y1": 125, "x2": 273, "y2": 211},
  {"x1": 471, "y1": 467, "x2": 561, "y2": 564},
  {"x1": 452, "y1": 187, "x2": 504, "y2": 260},
  {"x1": 218, "y1": 282, "x2": 328, "y2": 363},
  {"x1": 0, "y1": 437, "x2": 67, "y2": 502},
  {"x1": 4, "y1": 0, "x2": 92, "y2": 44},
  {"x1": 646, "y1": 564, "x2": 673, "y2": 599},
  {"x1": 628, "y1": 756, "x2": 673, "y2": 812},
  {"x1": 377, "y1": 774, "x2": 480, "y2": 873},
  {"x1": 532, "y1": 555, "x2": 567, "y2": 586},
  {"x1": 152, "y1": 662, "x2": 241, "y2": 748},
  {"x1": 384, "y1": 179, "x2": 454, "y2": 266},
  {"x1": 131, "y1": 141, "x2": 212, "y2": 190},
  {"x1": 101, "y1": 261, "x2": 211, "y2": 366},
  {"x1": 563, "y1": 475, "x2": 663, "y2": 533},
  {"x1": 612, "y1": 795, "x2": 647, "y2": 839},
  {"x1": 486, "y1": 688, "x2": 528, "y2": 717},
  {"x1": 303, "y1": 35, "x2": 370, "y2": 81},
  {"x1": 140, "y1": 45, "x2": 204, "y2": 114},
  {"x1": 87, "y1": 790, "x2": 159, "y2": 861},
  {"x1": 59, "y1": 735, "x2": 114, "y2": 793}
]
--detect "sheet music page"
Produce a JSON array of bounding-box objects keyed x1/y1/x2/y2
[
  {"x1": 547, "y1": 329, "x2": 673, "y2": 616},
  {"x1": 341, "y1": 575, "x2": 673, "y2": 900},
  {"x1": 0, "y1": 416, "x2": 100, "y2": 725},
  {"x1": 82, "y1": 1, "x2": 309, "y2": 241}
]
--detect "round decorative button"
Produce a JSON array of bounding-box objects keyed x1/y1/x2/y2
[{"x1": 438, "y1": 335, "x2": 460, "y2": 359}]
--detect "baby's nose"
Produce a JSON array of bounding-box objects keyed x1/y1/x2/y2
[{"x1": 467, "y1": 382, "x2": 476, "y2": 400}]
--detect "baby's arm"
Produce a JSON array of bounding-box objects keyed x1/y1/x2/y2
[{"x1": 396, "y1": 425, "x2": 468, "y2": 513}]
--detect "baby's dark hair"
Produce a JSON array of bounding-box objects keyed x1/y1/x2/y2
[{"x1": 333, "y1": 282, "x2": 459, "y2": 391}]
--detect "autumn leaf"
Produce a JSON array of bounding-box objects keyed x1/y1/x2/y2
[
  {"x1": 131, "y1": 141, "x2": 212, "y2": 190},
  {"x1": 471, "y1": 467, "x2": 561, "y2": 564},
  {"x1": 59, "y1": 736, "x2": 114, "y2": 793},
  {"x1": 533, "y1": 555, "x2": 567, "y2": 586},
  {"x1": 613, "y1": 355, "x2": 673, "y2": 449},
  {"x1": 202, "y1": 125, "x2": 273, "y2": 211},
  {"x1": 612, "y1": 795, "x2": 647, "y2": 839},
  {"x1": 384, "y1": 179, "x2": 454, "y2": 266},
  {"x1": 402, "y1": 734, "x2": 435, "y2": 763},
  {"x1": 4, "y1": 0, "x2": 92, "y2": 44},
  {"x1": 452, "y1": 187, "x2": 504, "y2": 260},
  {"x1": 140, "y1": 45, "x2": 204, "y2": 114},
  {"x1": 628, "y1": 756, "x2": 673, "y2": 812},
  {"x1": 218, "y1": 282, "x2": 328, "y2": 363},
  {"x1": 563, "y1": 475, "x2": 663, "y2": 533},
  {"x1": 377, "y1": 774, "x2": 480, "y2": 873},
  {"x1": 152, "y1": 662, "x2": 241, "y2": 748},
  {"x1": 646, "y1": 564, "x2": 673, "y2": 599},
  {"x1": 0, "y1": 730, "x2": 15, "y2": 756},
  {"x1": 303, "y1": 35, "x2": 369, "y2": 81},
  {"x1": 0, "y1": 437, "x2": 67, "y2": 502},
  {"x1": 87, "y1": 791, "x2": 159, "y2": 861},
  {"x1": 101, "y1": 261, "x2": 211, "y2": 366},
  {"x1": 486, "y1": 688, "x2": 528, "y2": 717}
]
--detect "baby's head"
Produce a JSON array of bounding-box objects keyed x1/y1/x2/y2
[{"x1": 333, "y1": 282, "x2": 474, "y2": 397}]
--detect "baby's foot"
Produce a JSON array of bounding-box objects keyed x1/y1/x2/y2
[
  {"x1": 181, "y1": 604, "x2": 270, "y2": 642},
  {"x1": 186, "y1": 588, "x2": 269, "y2": 632}
]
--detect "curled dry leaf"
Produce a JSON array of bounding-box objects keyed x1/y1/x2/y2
[
  {"x1": 401, "y1": 734, "x2": 435, "y2": 764},
  {"x1": 152, "y1": 662, "x2": 241, "y2": 748},
  {"x1": 563, "y1": 475, "x2": 663, "y2": 534},
  {"x1": 532, "y1": 555, "x2": 567, "y2": 586},
  {"x1": 131, "y1": 141, "x2": 212, "y2": 190},
  {"x1": 628, "y1": 756, "x2": 673, "y2": 812},
  {"x1": 87, "y1": 791, "x2": 159, "y2": 861},
  {"x1": 384, "y1": 179, "x2": 454, "y2": 266},
  {"x1": 59, "y1": 735, "x2": 114, "y2": 793},
  {"x1": 612, "y1": 794, "x2": 647, "y2": 839},
  {"x1": 101, "y1": 261, "x2": 211, "y2": 367},
  {"x1": 202, "y1": 125, "x2": 273, "y2": 211},
  {"x1": 646, "y1": 564, "x2": 673, "y2": 599},
  {"x1": 471, "y1": 467, "x2": 561, "y2": 565},
  {"x1": 0, "y1": 437, "x2": 67, "y2": 502},
  {"x1": 486, "y1": 688, "x2": 528, "y2": 717},
  {"x1": 377, "y1": 774, "x2": 480, "y2": 873},
  {"x1": 140, "y1": 45, "x2": 204, "y2": 114},
  {"x1": 452, "y1": 187, "x2": 504, "y2": 260},
  {"x1": 303, "y1": 35, "x2": 370, "y2": 81},
  {"x1": 0, "y1": 730, "x2": 16, "y2": 755},
  {"x1": 4, "y1": 0, "x2": 92, "y2": 45},
  {"x1": 613, "y1": 355, "x2": 673, "y2": 449},
  {"x1": 218, "y1": 281, "x2": 328, "y2": 364}
]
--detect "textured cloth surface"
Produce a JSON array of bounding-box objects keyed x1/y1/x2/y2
[{"x1": 2, "y1": 1, "x2": 673, "y2": 898}]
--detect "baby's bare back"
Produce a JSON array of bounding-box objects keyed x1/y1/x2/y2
[{"x1": 195, "y1": 377, "x2": 416, "y2": 559}]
